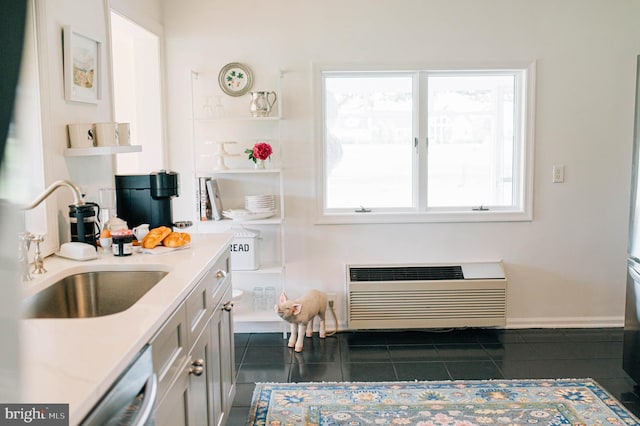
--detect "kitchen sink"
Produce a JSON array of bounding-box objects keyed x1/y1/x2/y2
[{"x1": 23, "y1": 270, "x2": 168, "y2": 319}]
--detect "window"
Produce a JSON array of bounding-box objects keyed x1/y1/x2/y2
[{"x1": 319, "y1": 63, "x2": 534, "y2": 223}]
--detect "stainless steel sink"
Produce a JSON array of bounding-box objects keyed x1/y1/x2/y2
[{"x1": 23, "y1": 270, "x2": 168, "y2": 319}]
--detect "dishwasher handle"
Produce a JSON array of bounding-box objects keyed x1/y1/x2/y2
[{"x1": 129, "y1": 373, "x2": 158, "y2": 426}]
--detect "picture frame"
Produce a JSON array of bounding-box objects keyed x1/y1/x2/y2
[
  {"x1": 63, "y1": 26, "x2": 101, "y2": 104},
  {"x1": 218, "y1": 62, "x2": 253, "y2": 97}
]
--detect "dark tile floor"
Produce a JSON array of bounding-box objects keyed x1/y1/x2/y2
[{"x1": 228, "y1": 327, "x2": 640, "y2": 425}]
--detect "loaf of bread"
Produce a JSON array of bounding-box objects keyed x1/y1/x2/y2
[
  {"x1": 162, "y1": 232, "x2": 191, "y2": 248},
  {"x1": 141, "y1": 226, "x2": 172, "y2": 249}
]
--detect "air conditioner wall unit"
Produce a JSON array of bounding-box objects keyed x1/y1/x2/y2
[{"x1": 346, "y1": 262, "x2": 507, "y2": 329}]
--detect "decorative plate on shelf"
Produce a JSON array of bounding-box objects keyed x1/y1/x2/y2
[{"x1": 218, "y1": 62, "x2": 253, "y2": 97}]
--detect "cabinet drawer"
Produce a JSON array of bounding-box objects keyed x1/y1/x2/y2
[
  {"x1": 208, "y1": 250, "x2": 231, "y2": 309},
  {"x1": 150, "y1": 304, "x2": 188, "y2": 402}
]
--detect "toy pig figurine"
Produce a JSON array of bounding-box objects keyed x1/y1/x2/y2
[{"x1": 274, "y1": 290, "x2": 327, "y2": 352}]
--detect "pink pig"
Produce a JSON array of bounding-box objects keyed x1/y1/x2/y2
[{"x1": 274, "y1": 290, "x2": 327, "y2": 352}]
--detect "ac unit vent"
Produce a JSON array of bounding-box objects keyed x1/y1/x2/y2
[
  {"x1": 349, "y1": 265, "x2": 464, "y2": 282},
  {"x1": 346, "y1": 262, "x2": 507, "y2": 330}
]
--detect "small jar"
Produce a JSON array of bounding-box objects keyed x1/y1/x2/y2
[{"x1": 112, "y1": 230, "x2": 133, "y2": 256}]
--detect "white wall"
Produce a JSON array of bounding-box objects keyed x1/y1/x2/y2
[
  {"x1": 162, "y1": 0, "x2": 640, "y2": 329},
  {"x1": 35, "y1": 0, "x2": 117, "y2": 245},
  {"x1": 110, "y1": 12, "x2": 166, "y2": 174},
  {"x1": 110, "y1": 0, "x2": 166, "y2": 174},
  {"x1": 109, "y1": 0, "x2": 163, "y2": 37},
  {"x1": 30, "y1": 0, "x2": 165, "y2": 242}
]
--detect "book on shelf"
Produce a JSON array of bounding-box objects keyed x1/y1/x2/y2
[
  {"x1": 196, "y1": 176, "x2": 212, "y2": 221},
  {"x1": 206, "y1": 178, "x2": 224, "y2": 221}
]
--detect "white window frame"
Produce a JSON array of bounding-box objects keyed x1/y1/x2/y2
[{"x1": 314, "y1": 62, "x2": 536, "y2": 224}]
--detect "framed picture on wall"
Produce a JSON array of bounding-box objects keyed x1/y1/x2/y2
[{"x1": 63, "y1": 26, "x2": 101, "y2": 104}]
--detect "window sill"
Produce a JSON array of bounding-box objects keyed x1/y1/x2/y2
[{"x1": 315, "y1": 210, "x2": 532, "y2": 225}]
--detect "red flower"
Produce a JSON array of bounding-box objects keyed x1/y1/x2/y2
[
  {"x1": 244, "y1": 141, "x2": 273, "y2": 163},
  {"x1": 252, "y1": 142, "x2": 272, "y2": 161}
]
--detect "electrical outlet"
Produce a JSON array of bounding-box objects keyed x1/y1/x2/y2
[
  {"x1": 552, "y1": 165, "x2": 565, "y2": 183},
  {"x1": 326, "y1": 292, "x2": 337, "y2": 308}
]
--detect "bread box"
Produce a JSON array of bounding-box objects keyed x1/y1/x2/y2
[{"x1": 229, "y1": 227, "x2": 260, "y2": 270}]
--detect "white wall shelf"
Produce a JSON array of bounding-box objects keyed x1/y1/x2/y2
[
  {"x1": 233, "y1": 263, "x2": 284, "y2": 274},
  {"x1": 233, "y1": 311, "x2": 279, "y2": 322},
  {"x1": 63, "y1": 145, "x2": 142, "y2": 157},
  {"x1": 198, "y1": 218, "x2": 283, "y2": 230},
  {"x1": 193, "y1": 116, "x2": 281, "y2": 123},
  {"x1": 203, "y1": 168, "x2": 281, "y2": 174},
  {"x1": 190, "y1": 69, "x2": 286, "y2": 332}
]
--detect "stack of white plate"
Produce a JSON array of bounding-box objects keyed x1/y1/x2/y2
[
  {"x1": 245, "y1": 195, "x2": 276, "y2": 213},
  {"x1": 222, "y1": 209, "x2": 275, "y2": 221}
]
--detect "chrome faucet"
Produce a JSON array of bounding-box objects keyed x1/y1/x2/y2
[
  {"x1": 31, "y1": 234, "x2": 46, "y2": 275},
  {"x1": 18, "y1": 232, "x2": 34, "y2": 281},
  {"x1": 20, "y1": 180, "x2": 85, "y2": 280},
  {"x1": 22, "y1": 179, "x2": 85, "y2": 210}
]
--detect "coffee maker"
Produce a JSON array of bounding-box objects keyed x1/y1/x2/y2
[
  {"x1": 115, "y1": 170, "x2": 179, "y2": 229},
  {"x1": 69, "y1": 202, "x2": 100, "y2": 246}
]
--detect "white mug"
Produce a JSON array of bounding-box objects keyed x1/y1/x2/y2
[
  {"x1": 118, "y1": 122, "x2": 131, "y2": 146},
  {"x1": 132, "y1": 224, "x2": 150, "y2": 241},
  {"x1": 93, "y1": 122, "x2": 119, "y2": 147},
  {"x1": 99, "y1": 237, "x2": 112, "y2": 249},
  {"x1": 68, "y1": 123, "x2": 94, "y2": 148}
]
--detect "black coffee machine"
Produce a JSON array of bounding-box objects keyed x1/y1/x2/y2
[{"x1": 115, "y1": 170, "x2": 179, "y2": 229}]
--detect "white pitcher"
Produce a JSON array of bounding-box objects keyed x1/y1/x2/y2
[
  {"x1": 132, "y1": 224, "x2": 150, "y2": 241},
  {"x1": 248, "y1": 91, "x2": 277, "y2": 117}
]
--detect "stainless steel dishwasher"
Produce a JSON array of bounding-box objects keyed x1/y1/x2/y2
[{"x1": 80, "y1": 345, "x2": 157, "y2": 426}]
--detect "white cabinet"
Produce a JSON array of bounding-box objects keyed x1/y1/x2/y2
[
  {"x1": 190, "y1": 70, "x2": 285, "y2": 331},
  {"x1": 152, "y1": 249, "x2": 235, "y2": 426}
]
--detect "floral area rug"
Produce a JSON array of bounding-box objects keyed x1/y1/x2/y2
[{"x1": 247, "y1": 379, "x2": 639, "y2": 425}]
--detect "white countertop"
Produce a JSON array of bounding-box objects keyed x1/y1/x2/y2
[{"x1": 19, "y1": 233, "x2": 232, "y2": 425}]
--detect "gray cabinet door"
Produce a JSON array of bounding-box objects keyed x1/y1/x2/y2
[
  {"x1": 219, "y1": 287, "x2": 236, "y2": 416},
  {"x1": 188, "y1": 317, "x2": 214, "y2": 426},
  {"x1": 155, "y1": 358, "x2": 190, "y2": 426}
]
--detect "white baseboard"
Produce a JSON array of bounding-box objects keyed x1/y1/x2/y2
[
  {"x1": 505, "y1": 316, "x2": 624, "y2": 329},
  {"x1": 234, "y1": 317, "x2": 624, "y2": 333}
]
